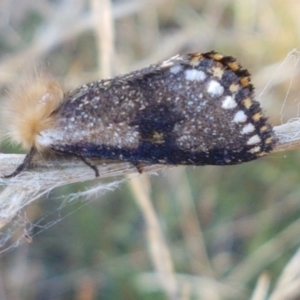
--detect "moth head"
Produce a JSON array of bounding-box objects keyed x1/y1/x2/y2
[{"x1": 1, "y1": 71, "x2": 64, "y2": 152}]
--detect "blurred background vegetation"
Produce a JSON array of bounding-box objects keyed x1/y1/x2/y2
[{"x1": 1, "y1": 0, "x2": 300, "y2": 299}]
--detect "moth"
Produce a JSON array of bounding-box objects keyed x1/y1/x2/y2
[{"x1": 2, "y1": 51, "x2": 276, "y2": 177}]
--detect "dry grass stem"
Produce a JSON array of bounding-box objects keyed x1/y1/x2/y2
[
  {"x1": 273, "y1": 119, "x2": 300, "y2": 152},
  {"x1": 127, "y1": 174, "x2": 178, "y2": 299},
  {"x1": 0, "y1": 153, "x2": 168, "y2": 230},
  {"x1": 250, "y1": 272, "x2": 270, "y2": 300},
  {"x1": 168, "y1": 170, "x2": 219, "y2": 281},
  {"x1": 269, "y1": 247, "x2": 300, "y2": 300},
  {"x1": 90, "y1": 0, "x2": 115, "y2": 78}
]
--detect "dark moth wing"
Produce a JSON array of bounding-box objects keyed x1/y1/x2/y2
[{"x1": 50, "y1": 51, "x2": 276, "y2": 166}]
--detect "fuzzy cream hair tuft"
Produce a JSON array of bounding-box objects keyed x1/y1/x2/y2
[{"x1": 2, "y1": 71, "x2": 64, "y2": 152}]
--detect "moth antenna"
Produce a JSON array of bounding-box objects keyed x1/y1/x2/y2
[{"x1": 1, "y1": 68, "x2": 64, "y2": 153}]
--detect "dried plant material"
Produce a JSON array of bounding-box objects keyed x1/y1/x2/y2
[
  {"x1": 269, "y1": 247, "x2": 300, "y2": 300},
  {"x1": 250, "y1": 272, "x2": 270, "y2": 300},
  {"x1": 0, "y1": 154, "x2": 167, "y2": 231},
  {"x1": 273, "y1": 119, "x2": 300, "y2": 152}
]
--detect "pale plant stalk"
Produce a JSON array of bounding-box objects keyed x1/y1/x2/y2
[
  {"x1": 128, "y1": 174, "x2": 178, "y2": 300},
  {"x1": 0, "y1": 154, "x2": 168, "y2": 230},
  {"x1": 268, "y1": 246, "x2": 300, "y2": 300},
  {"x1": 250, "y1": 273, "x2": 270, "y2": 300},
  {"x1": 168, "y1": 169, "x2": 221, "y2": 300},
  {"x1": 90, "y1": 0, "x2": 115, "y2": 78}
]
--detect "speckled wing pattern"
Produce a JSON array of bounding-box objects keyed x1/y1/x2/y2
[{"x1": 42, "y1": 51, "x2": 276, "y2": 166}]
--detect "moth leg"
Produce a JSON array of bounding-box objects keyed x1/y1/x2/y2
[
  {"x1": 131, "y1": 162, "x2": 144, "y2": 174},
  {"x1": 4, "y1": 146, "x2": 36, "y2": 178},
  {"x1": 77, "y1": 154, "x2": 100, "y2": 177}
]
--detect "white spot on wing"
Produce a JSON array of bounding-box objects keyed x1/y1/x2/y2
[
  {"x1": 170, "y1": 65, "x2": 182, "y2": 74},
  {"x1": 185, "y1": 69, "x2": 206, "y2": 81},
  {"x1": 207, "y1": 80, "x2": 224, "y2": 96},
  {"x1": 241, "y1": 123, "x2": 255, "y2": 134},
  {"x1": 247, "y1": 135, "x2": 261, "y2": 145},
  {"x1": 221, "y1": 96, "x2": 237, "y2": 109},
  {"x1": 233, "y1": 111, "x2": 247, "y2": 123},
  {"x1": 249, "y1": 146, "x2": 261, "y2": 153}
]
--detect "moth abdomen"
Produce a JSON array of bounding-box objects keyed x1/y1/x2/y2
[{"x1": 2, "y1": 51, "x2": 277, "y2": 177}]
